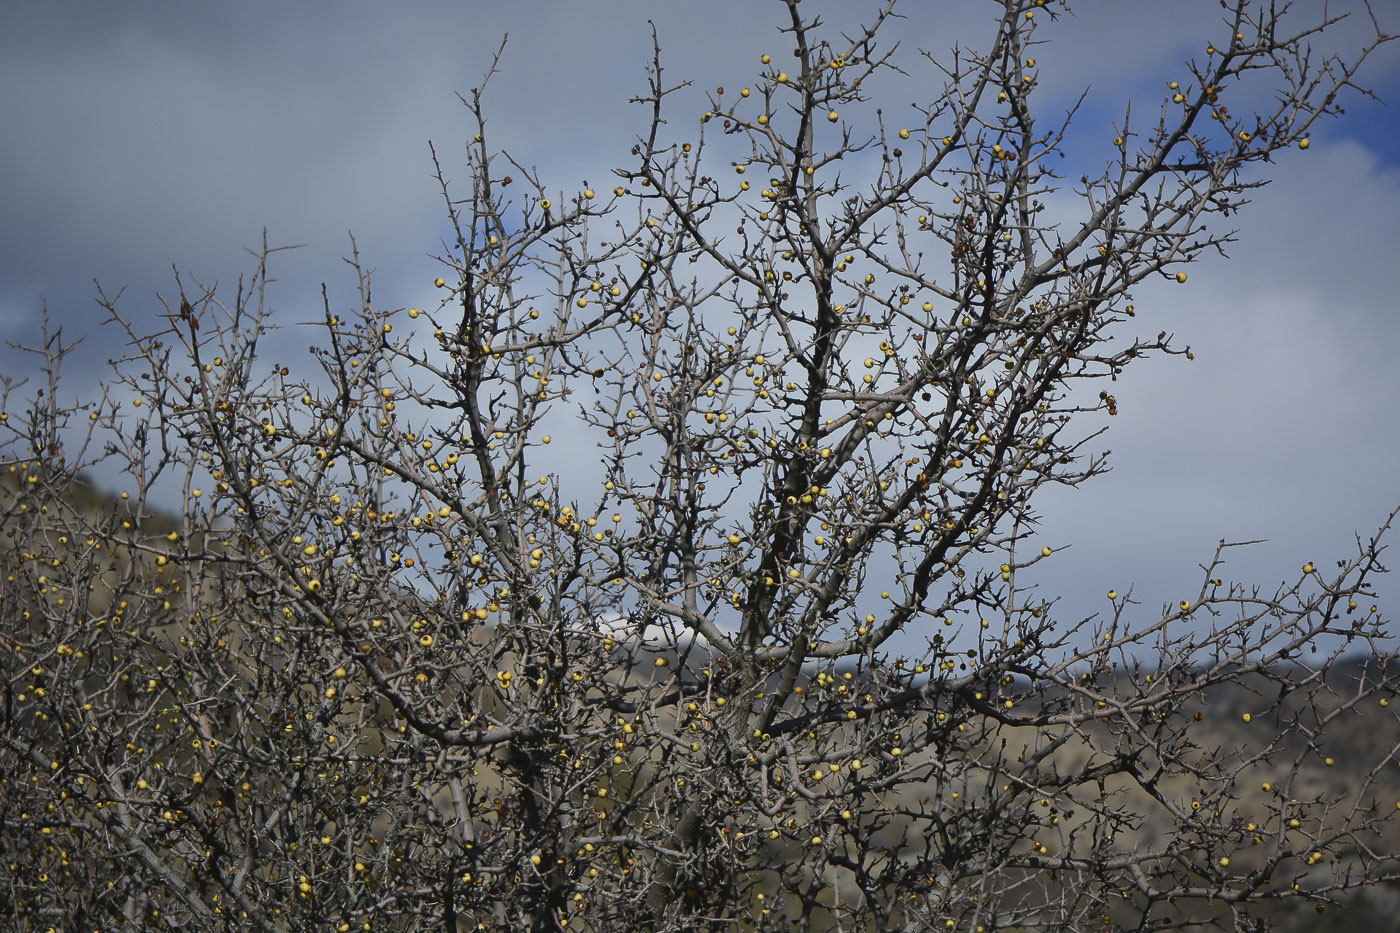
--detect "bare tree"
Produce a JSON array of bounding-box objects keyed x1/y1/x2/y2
[{"x1": 3, "y1": 1, "x2": 1398, "y2": 930}]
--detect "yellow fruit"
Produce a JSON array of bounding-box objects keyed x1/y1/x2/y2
[
  {"x1": 434, "y1": 277, "x2": 446, "y2": 288},
  {"x1": 827, "y1": 111, "x2": 838, "y2": 122},
  {"x1": 899, "y1": 128, "x2": 910, "y2": 139},
  {"x1": 1175, "y1": 272, "x2": 1188, "y2": 283}
]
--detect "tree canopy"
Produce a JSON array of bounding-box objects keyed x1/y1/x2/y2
[{"x1": 2, "y1": 1, "x2": 1398, "y2": 930}]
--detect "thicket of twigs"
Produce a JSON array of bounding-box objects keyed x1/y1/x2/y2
[{"x1": 3, "y1": 1, "x2": 1398, "y2": 929}]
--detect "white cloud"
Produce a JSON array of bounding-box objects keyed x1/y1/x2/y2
[
  {"x1": 2, "y1": 0, "x2": 1396, "y2": 633},
  {"x1": 1030, "y1": 136, "x2": 1400, "y2": 622}
]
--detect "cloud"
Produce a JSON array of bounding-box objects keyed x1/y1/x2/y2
[
  {"x1": 1030, "y1": 137, "x2": 1400, "y2": 622},
  {"x1": 1, "y1": 0, "x2": 1396, "y2": 636}
]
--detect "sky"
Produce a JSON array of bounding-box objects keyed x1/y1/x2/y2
[{"x1": 2, "y1": 0, "x2": 1399, "y2": 640}]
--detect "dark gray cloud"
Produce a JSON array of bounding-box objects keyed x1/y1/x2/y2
[{"x1": 2, "y1": 0, "x2": 1396, "y2": 634}]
